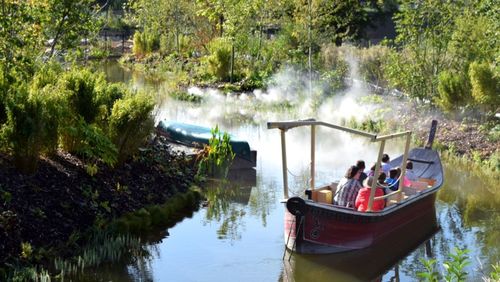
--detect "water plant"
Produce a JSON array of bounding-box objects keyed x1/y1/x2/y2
[
  {"x1": 417, "y1": 248, "x2": 474, "y2": 281},
  {"x1": 196, "y1": 126, "x2": 235, "y2": 178}
]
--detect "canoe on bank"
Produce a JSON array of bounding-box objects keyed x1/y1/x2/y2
[
  {"x1": 156, "y1": 121, "x2": 257, "y2": 169},
  {"x1": 268, "y1": 119, "x2": 443, "y2": 254}
]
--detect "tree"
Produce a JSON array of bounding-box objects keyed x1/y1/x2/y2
[
  {"x1": 387, "y1": 0, "x2": 462, "y2": 101},
  {"x1": 40, "y1": 0, "x2": 99, "y2": 58}
]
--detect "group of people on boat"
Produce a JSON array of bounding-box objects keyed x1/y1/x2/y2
[{"x1": 333, "y1": 154, "x2": 417, "y2": 212}]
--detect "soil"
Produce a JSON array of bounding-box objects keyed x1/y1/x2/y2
[
  {"x1": 393, "y1": 103, "x2": 499, "y2": 160},
  {"x1": 0, "y1": 136, "x2": 197, "y2": 266}
]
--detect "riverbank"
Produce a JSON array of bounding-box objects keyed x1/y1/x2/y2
[{"x1": 0, "y1": 136, "x2": 198, "y2": 273}]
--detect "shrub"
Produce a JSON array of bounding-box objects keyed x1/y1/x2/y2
[
  {"x1": 469, "y1": 61, "x2": 499, "y2": 112},
  {"x1": 436, "y1": 70, "x2": 470, "y2": 112},
  {"x1": 95, "y1": 82, "x2": 128, "y2": 121},
  {"x1": 133, "y1": 30, "x2": 160, "y2": 58},
  {"x1": 357, "y1": 45, "x2": 391, "y2": 86},
  {"x1": 59, "y1": 68, "x2": 107, "y2": 152},
  {"x1": 108, "y1": 92, "x2": 155, "y2": 164},
  {"x1": 3, "y1": 84, "x2": 64, "y2": 173},
  {"x1": 60, "y1": 68, "x2": 106, "y2": 124},
  {"x1": 205, "y1": 37, "x2": 232, "y2": 82},
  {"x1": 73, "y1": 118, "x2": 118, "y2": 167}
]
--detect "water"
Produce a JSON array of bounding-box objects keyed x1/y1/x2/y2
[{"x1": 86, "y1": 62, "x2": 499, "y2": 281}]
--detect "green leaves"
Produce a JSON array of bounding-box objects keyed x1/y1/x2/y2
[
  {"x1": 197, "y1": 125, "x2": 235, "y2": 178},
  {"x1": 108, "y1": 92, "x2": 155, "y2": 164},
  {"x1": 418, "y1": 247, "x2": 470, "y2": 282}
]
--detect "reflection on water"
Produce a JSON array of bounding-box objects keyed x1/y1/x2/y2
[
  {"x1": 283, "y1": 213, "x2": 439, "y2": 282},
  {"x1": 85, "y1": 61, "x2": 499, "y2": 281}
]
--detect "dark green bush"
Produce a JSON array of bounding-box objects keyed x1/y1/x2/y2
[
  {"x1": 469, "y1": 61, "x2": 499, "y2": 111},
  {"x1": 108, "y1": 92, "x2": 155, "y2": 164},
  {"x1": 436, "y1": 70, "x2": 470, "y2": 112},
  {"x1": 3, "y1": 84, "x2": 64, "y2": 173},
  {"x1": 60, "y1": 68, "x2": 105, "y2": 124},
  {"x1": 205, "y1": 38, "x2": 232, "y2": 82},
  {"x1": 133, "y1": 30, "x2": 160, "y2": 58},
  {"x1": 96, "y1": 82, "x2": 128, "y2": 121},
  {"x1": 73, "y1": 118, "x2": 118, "y2": 167}
]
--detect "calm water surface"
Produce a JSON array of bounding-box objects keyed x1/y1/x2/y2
[{"x1": 87, "y1": 62, "x2": 499, "y2": 281}]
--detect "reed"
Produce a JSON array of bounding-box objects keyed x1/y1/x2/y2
[{"x1": 53, "y1": 233, "x2": 145, "y2": 278}]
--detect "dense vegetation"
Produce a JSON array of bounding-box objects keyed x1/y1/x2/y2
[{"x1": 121, "y1": 0, "x2": 498, "y2": 120}]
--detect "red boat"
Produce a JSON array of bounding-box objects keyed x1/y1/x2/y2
[{"x1": 267, "y1": 119, "x2": 443, "y2": 254}]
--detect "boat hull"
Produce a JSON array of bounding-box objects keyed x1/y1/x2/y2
[{"x1": 284, "y1": 192, "x2": 438, "y2": 254}]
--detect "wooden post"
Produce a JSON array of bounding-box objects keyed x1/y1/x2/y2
[
  {"x1": 396, "y1": 133, "x2": 412, "y2": 201},
  {"x1": 280, "y1": 129, "x2": 289, "y2": 199},
  {"x1": 368, "y1": 140, "x2": 385, "y2": 211},
  {"x1": 310, "y1": 125, "x2": 316, "y2": 190}
]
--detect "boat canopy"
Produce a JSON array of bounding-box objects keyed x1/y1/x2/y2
[{"x1": 267, "y1": 119, "x2": 412, "y2": 212}]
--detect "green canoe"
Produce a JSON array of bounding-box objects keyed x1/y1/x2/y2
[{"x1": 156, "y1": 121, "x2": 257, "y2": 169}]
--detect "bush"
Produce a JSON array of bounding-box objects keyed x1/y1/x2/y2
[
  {"x1": 60, "y1": 68, "x2": 106, "y2": 124},
  {"x1": 205, "y1": 37, "x2": 232, "y2": 82},
  {"x1": 95, "y1": 82, "x2": 128, "y2": 121},
  {"x1": 3, "y1": 84, "x2": 64, "y2": 173},
  {"x1": 320, "y1": 44, "x2": 349, "y2": 90},
  {"x1": 108, "y1": 92, "x2": 155, "y2": 164},
  {"x1": 436, "y1": 70, "x2": 470, "y2": 112},
  {"x1": 73, "y1": 118, "x2": 118, "y2": 167},
  {"x1": 357, "y1": 45, "x2": 391, "y2": 86},
  {"x1": 133, "y1": 30, "x2": 160, "y2": 58},
  {"x1": 469, "y1": 61, "x2": 499, "y2": 111}
]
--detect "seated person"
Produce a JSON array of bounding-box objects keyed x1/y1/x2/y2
[
  {"x1": 381, "y1": 153, "x2": 391, "y2": 174},
  {"x1": 404, "y1": 161, "x2": 418, "y2": 186},
  {"x1": 366, "y1": 163, "x2": 376, "y2": 177},
  {"x1": 355, "y1": 177, "x2": 385, "y2": 212},
  {"x1": 356, "y1": 160, "x2": 368, "y2": 185},
  {"x1": 377, "y1": 172, "x2": 387, "y2": 194},
  {"x1": 385, "y1": 168, "x2": 401, "y2": 192},
  {"x1": 334, "y1": 165, "x2": 363, "y2": 208}
]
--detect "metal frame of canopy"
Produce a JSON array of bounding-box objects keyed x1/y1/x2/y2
[{"x1": 267, "y1": 119, "x2": 412, "y2": 212}]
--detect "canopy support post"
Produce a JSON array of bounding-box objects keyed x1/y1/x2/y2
[
  {"x1": 280, "y1": 129, "x2": 289, "y2": 199},
  {"x1": 368, "y1": 140, "x2": 385, "y2": 211},
  {"x1": 310, "y1": 125, "x2": 316, "y2": 190},
  {"x1": 396, "y1": 133, "x2": 412, "y2": 201}
]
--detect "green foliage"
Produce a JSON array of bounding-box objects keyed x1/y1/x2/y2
[
  {"x1": 133, "y1": 30, "x2": 160, "y2": 57},
  {"x1": 95, "y1": 83, "x2": 128, "y2": 120},
  {"x1": 436, "y1": 71, "x2": 470, "y2": 112},
  {"x1": 320, "y1": 44, "x2": 349, "y2": 91},
  {"x1": 418, "y1": 248, "x2": 470, "y2": 282},
  {"x1": 342, "y1": 117, "x2": 386, "y2": 133},
  {"x1": 169, "y1": 90, "x2": 203, "y2": 103},
  {"x1": 108, "y1": 92, "x2": 155, "y2": 164},
  {"x1": 469, "y1": 62, "x2": 499, "y2": 111},
  {"x1": 418, "y1": 258, "x2": 439, "y2": 282},
  {"x1": 197, "y1": 125, "x2": 235, "y2": 178},
  {"x1": 74, "y1": 119, "x2": 118, "y2": 167},
  {"x1": 3, "y1": 84, "x2": 64, "y2": 173},
  {"x1": 61, "y1": 68, "x2": 106, "y2": 125},
  {"x1": 205, "y1": 37, "x2": 233, "y2": 82},
  {"x1": 357, "y1": 45, "x2": 391, "y2": 87}
]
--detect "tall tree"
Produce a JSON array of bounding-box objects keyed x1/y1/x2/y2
[{"x1": 387, "y1": 0, "x2": 461, "y2": 101}]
